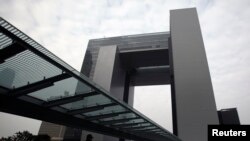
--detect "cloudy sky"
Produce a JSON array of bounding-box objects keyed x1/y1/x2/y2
[{"x1": 0, "y1": 0, "x2": 250, "y2": 137}]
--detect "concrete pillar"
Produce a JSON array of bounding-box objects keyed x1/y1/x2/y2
[
  {"x1": 170, "y1": 8, "x2": 219, "y2": 141},
  {"x1": 92, "y1": 45, "x2": 126, "y2": 141}
]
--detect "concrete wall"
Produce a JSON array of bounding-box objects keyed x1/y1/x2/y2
[
  {"x1": 170, "y1": 8, "x2": 219, "y2": 141},
  {"x1": 81, "y1": 32, "x2": 170, "y2": 80},
  {"x1": 92, "y1": 45, "x2": 126, "y2": 141}
]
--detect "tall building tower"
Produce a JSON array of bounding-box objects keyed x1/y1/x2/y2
[{"x1": 38, "y1": 8, "x2": 219, "y2": 141}]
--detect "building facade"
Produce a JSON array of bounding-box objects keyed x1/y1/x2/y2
[{"x1": 39, "y1": 8, "x2": 219, "y2": 141}]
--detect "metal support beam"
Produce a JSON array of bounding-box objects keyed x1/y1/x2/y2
[
  {"x1": 0, "y1": 42, "x2": 27, "y2": 63},
  {"x1": 100, "y1": 117, "x2": 140, "y2": 125},
  {"x1": 0, "y1": 94, "x2": 160, "y2": 141},
  {"x1": 9, "y1": 73, "x2": 71, "y2": 97},
  {"x1": 133, "y1": 127, "x2": 157, "y2": 132},
  {"x1": 150, "y1": 129, "x2": 162, "y2": 132},
  {"x1": 67, "y1": 103, "x2": 117, "y2": 115},
  {"x1": 42, "y1": 91, "x2": 100, "y2": 108},
  {"x1": 0, "y1": 24, "x2": 103, "y2": 98},
  {"x1": 112, "y1": 121, "x2": 147, "y2": 128},
  {"x1": 126, "y1": 125, "x2": 153, "y2": 130},
  {"x1": 85, "y1": 111, "x2": 130, "y2": 121}
]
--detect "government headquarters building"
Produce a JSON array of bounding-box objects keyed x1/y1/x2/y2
[{"x1": 0, "y1": 8, "x2": 240, "y2": 141}]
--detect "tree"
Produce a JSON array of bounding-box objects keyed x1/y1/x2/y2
[{"x1": 0, "y1": 131, "x2": 33, "y2": 141}]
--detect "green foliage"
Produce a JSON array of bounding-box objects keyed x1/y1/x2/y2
[{"x1": 0, "y1": 131, "x2": 33, "y2": 141}]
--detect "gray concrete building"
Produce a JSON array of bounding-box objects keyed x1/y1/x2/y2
[
  {"x1": 38, "y1": 8, "x2": 219, "y2": 141},
  {"x1": 218, "y1": 108, "x2": 241, "y2": 125}
]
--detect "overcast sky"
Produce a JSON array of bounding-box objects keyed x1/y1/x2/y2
[{"x1": 0, "y1": 0, "x2": 250, "y2": 137}]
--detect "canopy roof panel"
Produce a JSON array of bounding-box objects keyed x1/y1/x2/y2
[{"x1": 0, "y1": 18, "x2": 181, "y2": 141}]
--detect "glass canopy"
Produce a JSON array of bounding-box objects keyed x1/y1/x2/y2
[{"x1": 0, "y1": 17, "x2": 181, "y2": 141}]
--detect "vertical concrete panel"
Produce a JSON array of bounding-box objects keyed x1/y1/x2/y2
[
  {"x1": 123, "y1": 72, "x2": 135, "y2": 107},
  {"x1": 170, "y1": 8, "x2": 219, "y2": 141},
  {"x1": 128, "y1": 85, "x2": 134, "y2": 107},
  {"x1": 93, "y1": 45, "x2": 126, "y2": 141},
  {"x1": 110, "y1": 49, "x2": 126, "y2": 102},
  {"x1": 93, "y1": 46, "x2": 117, "y2": 91}
]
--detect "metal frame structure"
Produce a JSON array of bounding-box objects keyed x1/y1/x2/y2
[{"x1": 0, "y1": 17, "x2": 180, "y2": 141}]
